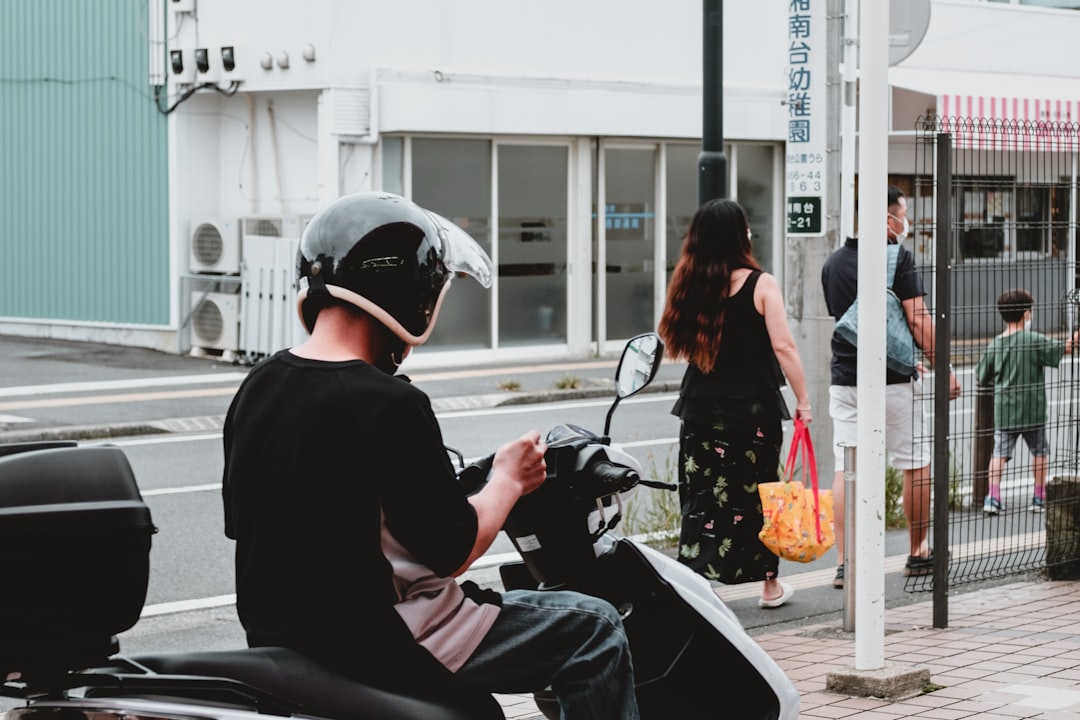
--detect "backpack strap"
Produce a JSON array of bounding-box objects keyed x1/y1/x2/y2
[{"x1": 886, "y1": 243, "x2": 900, "y2": 291}]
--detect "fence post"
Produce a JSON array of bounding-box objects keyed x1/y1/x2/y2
[
  {"x1": 972, "y1": 386, "x2": 994, "y2": 509},
  {"x1": 932, "y1": 131, "x2": 953, "y2": 630},
  {"x1": 842, "y1": 444, "x2": 856, "y2": 633}
]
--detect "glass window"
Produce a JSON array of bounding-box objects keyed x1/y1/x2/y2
[
  {"x1": 1016, "y1": 185, "x2": 1051, "y2": 257},
  {"x1": 604, "y1": 147, "x2": 657, "y2": 341},
  {"x1": 665, "y1": 144, "x2": 699, "y2": 281},
  {"x1": 1051, "y1": 185, "x2": 1070, "y2": 259},
  {"x1": 909, "y1": 175, "x2": 935, "y2": 265},
  {"x1": 736, "y1": 144, "x2": 777, "y2": 274},
  {"x1": 956, "y1": 179, "x2": 1011, "y2": 261},
  {"x1": 497, "y1": 145, "x2": 569, "y2": 345},
  {"x1": 1018, "y1": 0, "x2": 1080, "y2": 7},
  {"x1": 382, "y1": 136, "x2": 404, "y2": 197},
  {"x1": 411, "y1": 138, "x2": 493, "y2": 348}
]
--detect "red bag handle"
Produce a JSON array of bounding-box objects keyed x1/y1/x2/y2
[{"x1": 784, "y1": 418, "x2": 825, "y2": 543}]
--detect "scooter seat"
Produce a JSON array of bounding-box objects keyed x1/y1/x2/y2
[{"x1": 124, "y1": 647, "x2": 503, "y2": 720}]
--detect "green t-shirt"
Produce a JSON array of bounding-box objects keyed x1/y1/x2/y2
[{"x1": 975, "y1": 329, "x2": 1064, "y2": 430}]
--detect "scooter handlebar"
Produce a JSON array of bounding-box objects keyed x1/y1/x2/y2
[
  {"x1": 457, "y1": 453, "x2": 495, "y2": 496},
  {"x1": 582, "y1": 458, "x2": 640, "y2": 496}
]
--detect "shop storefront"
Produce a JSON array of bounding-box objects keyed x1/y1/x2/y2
[{"x1": 378, "y1": 135, "x2": 781, "y2": 360}]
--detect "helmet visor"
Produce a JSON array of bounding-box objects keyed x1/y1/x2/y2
[{"x1": 426, "y1": 210, "x2": 493, "y2": 289}]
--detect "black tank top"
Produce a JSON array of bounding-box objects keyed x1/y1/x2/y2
[{"x1": 672, "y1": 271, "x2": 789, "y2": 421}]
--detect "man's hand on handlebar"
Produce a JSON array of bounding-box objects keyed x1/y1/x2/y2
[
  {"x1": 456, "y1": 431, "x2": 547, "y2": 575},
  {"x1": 492, "y1": 430, "x2": 548, "y2": 497}
]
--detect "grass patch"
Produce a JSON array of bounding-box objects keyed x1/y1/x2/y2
[
  {"x1": 622, "y1": 451, "x2": 680, "y2": 547},
  {"x1": 554, "y1": 375, "x2": 582, "y2": 390},
  {"x1": 885, "y1": 464, "x2": 906, "y2": 530},
  {"x1": 884, "y1": 451, "x2": 962, "y2": 528},
  {"x1": 498, "y1": 379, "x2": 521, "y2": 391}
]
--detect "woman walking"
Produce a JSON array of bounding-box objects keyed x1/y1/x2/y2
[{"x1": 659, "y1": 199, "x2": 812, "y2": 608}]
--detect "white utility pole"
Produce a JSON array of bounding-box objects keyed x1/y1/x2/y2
[
  {"x1": 840, "y1": 1, "x2": 858, "y2": 242},
  {"x1": 855, "y1": 0, "x2": 888, "y2": 671}
]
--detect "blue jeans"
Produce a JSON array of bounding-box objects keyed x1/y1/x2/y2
[{"x1": 455, "y1": 589, "x2": 640, "y2": 720}]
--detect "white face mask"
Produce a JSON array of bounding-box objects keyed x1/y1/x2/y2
[
  {"x1": 1025, "y1": 315, "x2": 1033, "y2": 331},
  {"x1": 890, "y1": 214, "x2": 909, "y2": 243}
]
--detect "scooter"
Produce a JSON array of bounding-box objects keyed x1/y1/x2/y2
[
  {"x1": 0, "y1": 332, "x2": 798, "y2": 720},
  {"x1": 458, "y1": 332, "x2": 799, "y2": 719}
]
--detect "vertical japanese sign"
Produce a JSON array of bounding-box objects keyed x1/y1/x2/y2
[{"x1": 785, "y1": 0, "x2": 827, "y2": 236}]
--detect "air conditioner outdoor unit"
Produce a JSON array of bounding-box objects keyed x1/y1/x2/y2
[
  {"x1": 240, "y1": 215, "x2": 305, "y2": 239},
  {"x1": 190, "y1": 217, "x2": 241, "y2": 274},
  {"x1": 190, "y1": 291, "x2": 241, "y2": 353}
]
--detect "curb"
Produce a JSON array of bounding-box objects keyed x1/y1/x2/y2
[
  {"x1": 0, "y1": 422, "x2": 171, "y2": 444},
  {"x1": 491, "y1": 380, "x2": 681, "y2": 407},
  {"x1": 0, "y1": 381, "x2": 682, "y2": 444}
]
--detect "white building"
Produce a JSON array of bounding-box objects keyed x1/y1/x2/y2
[
  {"x1": 165, "y1": 0, "x2": 791, "y2": 365},
  {"x1": 2, "y1": 0, "x2": 1079, "y2": 366}
]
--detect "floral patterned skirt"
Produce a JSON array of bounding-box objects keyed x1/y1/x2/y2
[{"x1": 676, "y1": 400, "x2": 783, "y2": 585}]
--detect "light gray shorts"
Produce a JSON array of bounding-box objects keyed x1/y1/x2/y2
[{"x1": 829, "y1": 381, "x2": 929, "y2": 473}]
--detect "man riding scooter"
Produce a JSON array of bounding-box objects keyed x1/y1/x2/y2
[{"x1": 221, "y1": 192, "x2": 640, "y2": 718}]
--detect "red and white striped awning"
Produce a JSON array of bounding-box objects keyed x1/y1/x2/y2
[
  {"x1": 938, "y1": 95, "x2": 1077, "y2": 124},
  {"x1": 891, "y1": 67, "x2": 1080, "y2": 150}
]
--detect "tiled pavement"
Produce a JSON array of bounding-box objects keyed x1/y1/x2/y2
[{"x1": 496, "y1": 580, "x2": 1080, "y2": 719}]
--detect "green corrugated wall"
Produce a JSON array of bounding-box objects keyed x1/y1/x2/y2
[{"x1": 0, "y1": 0, "x2": 168, "y2": 325}]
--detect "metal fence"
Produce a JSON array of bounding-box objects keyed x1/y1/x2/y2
[{"x1": 907, "y1": 116, "x2": 1080, "y2": 600}]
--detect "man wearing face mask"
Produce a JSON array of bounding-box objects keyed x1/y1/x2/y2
[
  {"x1": 821, "y1": 185, "x2": 962, "y2": 589},
  {"x1": 976, "y1": 288, "x2": 1074, "y2": 515}
]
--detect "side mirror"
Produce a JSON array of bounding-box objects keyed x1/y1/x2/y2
[
  {"x1": 614, "y1": 332, "x2": 663, "y2": 399},
  {"x1": 605, "y1": 332, "x2": 664, "y2": 436}
]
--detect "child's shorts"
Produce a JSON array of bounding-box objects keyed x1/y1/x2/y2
[{"x1": 992, "y1": 426, "x2": 1049, "y2": 460}]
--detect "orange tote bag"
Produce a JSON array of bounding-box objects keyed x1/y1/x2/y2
[{"x1": 758, "y1": 419, "x2": 836, "y2": 563}]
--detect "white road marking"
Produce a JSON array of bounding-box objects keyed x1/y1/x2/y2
[
  {"x1": 142, "y1": 594, "x2": 237, "y2": 617},
  {"x1": 620, "y1": 437, "x2": 679, "y2": 449},
  {"x1": 94, "y1": 433, "x2": 223, "y2": 448},
  {"x1": 0, "y1": 362, "x2": 622, "y2": 399},
  {"x1": 0, "y1": 387, "x2": 239, "y2": 412},
  {"x1": 0, "y1": 372, "x2": 249, "y2": 398},
  {"x1": 141, "y1": 482, "x2": 222, "y2": 497},
  {"x1": 437, "y1": 392, "x2": 676, "y2": 419}
]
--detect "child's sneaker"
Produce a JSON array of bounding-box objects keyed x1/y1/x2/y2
[
  {"x1": 1030, "y1": 497, "x2": 1046, "y2": 513},
  {"x1": 983, "y1": 496, "x2": 1004, "y2": 515}
]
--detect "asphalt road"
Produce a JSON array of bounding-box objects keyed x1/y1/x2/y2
[{"x1": 80, "y1": 390, "x2": 933, "y2": 646}]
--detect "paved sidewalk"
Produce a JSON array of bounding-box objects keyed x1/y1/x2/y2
[
  {"x1": 767, "y1": 579, "x2": 1080, "y2": 719},
  {"x1": 497, "y1": 579, "x2": 1080, "y2": 719}
]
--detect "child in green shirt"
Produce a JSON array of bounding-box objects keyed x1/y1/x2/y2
[{"x1": 976, "y1": 288, "x2": 1074, "y2": 514}]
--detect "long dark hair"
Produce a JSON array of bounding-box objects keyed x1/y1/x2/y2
[{"x1": 658, "y1": 198, "x2": 761, "y2": 373}]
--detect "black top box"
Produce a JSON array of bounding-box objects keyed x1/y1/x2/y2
[{"x1": 0, "y1": 444, "x2": 155, "y2": 675}]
